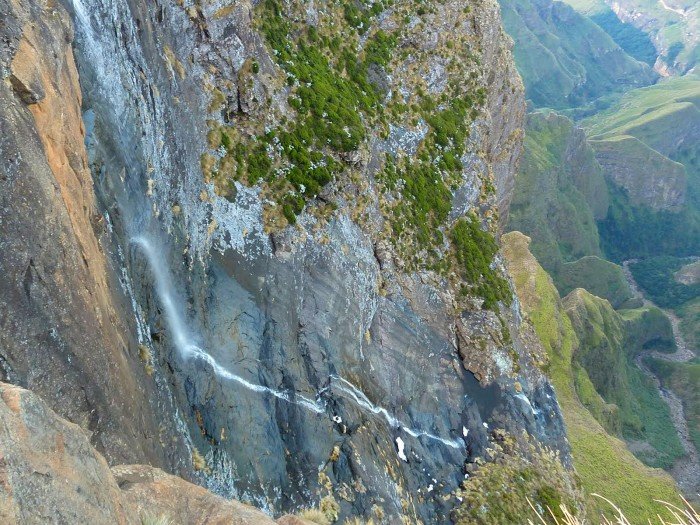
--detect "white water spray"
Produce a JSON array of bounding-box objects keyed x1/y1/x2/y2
[{"x1": 330, "y1": 376, "x2": 464, "y2": 449}]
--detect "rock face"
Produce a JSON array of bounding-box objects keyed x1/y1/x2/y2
[
  {"x1": 0, "y1": 0, "x2": 188, "y2": 469},
  {"x1": 112, "y1": 465, "x2": 281, "y2": 525},
  {"x1": 0, "y1": 382, "x2": 132, "y2": 524},
  {"x1": 590, "y1": 136, "x2": 686, "y2": 211},
  {"x1": 0, "y1": 380, "x2": 302, "y2": 525},
  {"x1": 1, "y1": 0, "x2": 570, "y2": 522}
]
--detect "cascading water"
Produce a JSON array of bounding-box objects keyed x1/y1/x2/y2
[
  {"x1": 63, "y1": 0, "x2": 533, "y2": 517},
  {"x1": 131, "y1": 235, "x2": 464, "y2": 448},
  {"x1": 132, "y1": 235, "x2": 325, "y2": 414}
]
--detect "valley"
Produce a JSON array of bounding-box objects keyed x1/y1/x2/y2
[
  {"x1": 623, "y1": 260, "x2": 699, "y2": 493},
  {"x1": 501, "y1": 0, "x2": 699, "y2": 507}
]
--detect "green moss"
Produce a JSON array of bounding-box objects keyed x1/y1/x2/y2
[{"x1": 451, "y1": 215, "x2": 512, "y2": 309}]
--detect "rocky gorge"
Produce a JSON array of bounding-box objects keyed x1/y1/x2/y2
[{"x1": 0, "y1": 0, "x2": 579, "y2": 522}]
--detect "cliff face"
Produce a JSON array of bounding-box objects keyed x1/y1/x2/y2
[
  {"x1": 0, "y1": 0, "x2": 189, "y2": 469},
  {"x1": 1, "y1": 0, "x2": 569, "y2": 521}
]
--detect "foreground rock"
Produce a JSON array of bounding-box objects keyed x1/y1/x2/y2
[{"x1": 0, "y1": 381, "x2": 313, "y2": 525}]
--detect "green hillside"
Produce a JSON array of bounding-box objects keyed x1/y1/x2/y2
[
  {"x1": 565, "y1": 289, "x2": 682, "y2": 468},
  {"x1": 647, "y1": 357, "x2": 700, "y2": 453},
  {"x1": 583, "y1": 76, "x2": 700, "y2": 260},
  {"x1": 502, "y1": 232, "x2": 681, "y2": 522},
  {"x1": 507, "y1": 112, "x2": 605, "y2": 272},
  {"x1": 563, "y1": 0, "x2": 699, "y2": 73},
  {"x1": 498, "y1": 0, "x2": 656, "y2": 109},
  {"x1": 558, "y1": 257, "x2": 635, "y2": 308}
]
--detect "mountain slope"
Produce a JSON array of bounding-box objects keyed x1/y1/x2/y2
[
  {"x1": 502, "y1": 232, "x2": 681, "y2": 521},
  {"x1": 583, "y1": 76, "x2": 700, "y2": 260},
  {"x1": 563, "y1": 0, "x2": 699, "y2": 74},
  {"x1": 498, "y1": 0, "x2": 656, "y2": 108}
]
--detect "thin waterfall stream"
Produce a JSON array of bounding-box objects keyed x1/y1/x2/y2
[{"x1": 131, "y1": 236, "x2": 464, "y2": 451}]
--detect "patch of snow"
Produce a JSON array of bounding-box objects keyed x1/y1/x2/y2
[{"x1": 396, "y1": 437, "x2": 408, "y2": 462}]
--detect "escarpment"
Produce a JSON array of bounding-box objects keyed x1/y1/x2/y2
[
  {"x1": 0, "y1": 0, "x2": 188, "y2": 469},
  {"x1": 1, "y1": 0, "x2": 572, "y2": 521}
]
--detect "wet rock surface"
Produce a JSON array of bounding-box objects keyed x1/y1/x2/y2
[
  {"x1": 0, "y1": 0, "x2": 187, "y2": 468},
  {"x1": 0, "y1": 380, "x2": 302, "y2": 525}
]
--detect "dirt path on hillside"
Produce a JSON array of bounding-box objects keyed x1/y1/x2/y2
[{"x1": 623, "y1": 260, "x2": 699, "y2": 494}]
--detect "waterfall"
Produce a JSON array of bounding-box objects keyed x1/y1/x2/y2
[
  {"x1": 131, "y1": 236, "x2": 325, "y2": 414},
  {"x1": 70, "y1": 0, "x2": 465, "y2": 455},
  {"x1": 330, "y1": 376, "x2": 464, "y2": 449},
  {"x1": 131, "y1": 236, "x2": 464, "y2": 449}
]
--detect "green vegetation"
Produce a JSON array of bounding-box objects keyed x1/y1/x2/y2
[
  {"x1": 203, "y1": 0, "x2": 396, "y2": 219},
  {"x1": 577, "y1": 77, "x2": 700, "y2": 261},
  {"x1": 589, "y1": 9, "x2": 657, "y2": 66},
  {"x1": 598, "y1": 184, "x2": 700, "y2": 261},
  {"x1": 647, "y1": 357, "x2": 700, "y2": 453},
  {"x1": 452, "y1": 440, "x2": 580, "y2": 525},
  {"x1": 506, "y1": 112, "x2": 608, "y2": 287},
  {"x1": 630, "y1": 257, "x2": 700, "y2": 309},
  {"x1": 451, "y1": 215, "x2": 512, "y2": 309},
  {"x1": 201, "y1": 0, "x2": 508, "y2": 309},
  {"x1": 560, "y1": 0, "x2": 698, "y2": 73},
  {"x1": 678, "y1": 297, "x2": 700, "y2": 352},
  {"x1": 502, "y1": 232, "x2": 681, "y2": 522},
  {"x1": 565, "y1": 290, "x2": 683, "y2": 468},
  {"x1": 498, "y1": 0, "x2": 655, "y2": 109},
  {"x1": 558, "y1": 256, "x2": 634, "y2": 308}
]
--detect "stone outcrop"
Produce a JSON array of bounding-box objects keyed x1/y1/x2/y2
[
  {"x1": 0, "y1": 381, "x2": 132, "y2": 524},
  {"x1": 1, "y1": 0, "x2": 570, "y2": 521},
  {"x1": 0, "y1": 380, "x2": 321, "y2": 525}
]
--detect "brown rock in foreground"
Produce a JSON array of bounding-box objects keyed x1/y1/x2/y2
[
  {"x1": 0, "y1": 382, "x2": 132, "y2": 524},
  {"x1": 112, "y1": 464, "x2": 277, "y2": 525},
  {"x1": 0, "y1": 381, "x2": 306, "y2": 525}
]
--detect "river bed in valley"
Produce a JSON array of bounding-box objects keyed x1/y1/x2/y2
[{"x1": 622, "y1": 261, "x2": 699, "y2": 494}]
